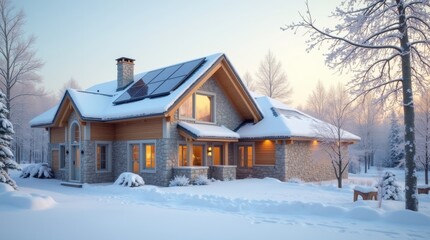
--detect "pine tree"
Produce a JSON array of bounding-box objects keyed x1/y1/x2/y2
[
  {"x1": 378, "y1": 171, "x2": 403, "y2": 201},
  {"x1": 0, "y1": 91, "x2": 20, "y2": 189},
  {"x1": 388, "y1": 111, "x2": 404, "y2": 168}
]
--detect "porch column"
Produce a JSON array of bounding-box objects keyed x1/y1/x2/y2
[
  {"x1": 187, "y1": 139, "x2": 193, "y2": 166},
  {"x1": 223, "y1": 142, "x2": 229, "y2": 165}
]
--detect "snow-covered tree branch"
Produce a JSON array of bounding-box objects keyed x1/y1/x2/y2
[{"x1": 283, "y1": 0, "x2": 430, "y2": 211}]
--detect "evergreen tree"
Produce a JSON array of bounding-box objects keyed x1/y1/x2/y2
[
  {"x1": 0, "y1": 91, "x2": 20, "y2": 189},
  {"x1": 388, "y1": 111, "x2": 404, "y2": 168},
  {"x1": 378, "y1": 171, "x2": 403, "y2": 201}
]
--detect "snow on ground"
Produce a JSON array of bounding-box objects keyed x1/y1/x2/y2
[{"x1": 1, "y1": 168, "x2": 430, "y2": 240}]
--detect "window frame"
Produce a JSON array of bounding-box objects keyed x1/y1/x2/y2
[
  {"x1": 212, "y1": 144, "x2": 224, "y2": 166},
  {"x1": 178, "y1": 143, "x2": 188, "y2": 167},
  {"x1": 178, "y1": 91, "x2": 216, "y2": 124},
  {"x1": 234, "y1": 142, "x2": 255, "y2": 168},
  {"x1": 95, "y1": 141, "x2": 112, "y2": 173},
  {"x1": 127, "y1": 140, "x2": 157, "y2": 173},
  {"x1": 59, "y1": 144, "x2": 66, "y2": 169}
]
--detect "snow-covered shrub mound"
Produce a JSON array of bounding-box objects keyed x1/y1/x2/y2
[
  {"x1": 114, "y1": 172, "x2": 144, "y2": 187},
  {"x1": 20, "y1": 163, "x2": 54, "y2": 179},
  {"x1": 169, "y1": 175, "x2": 190, "y2": 187},
  {"x1": 194, "y1": 175, "x2": 210, "y2": 185},
  {"x1": 377, "y1": 171, "x2": 403, "y2": 200}
]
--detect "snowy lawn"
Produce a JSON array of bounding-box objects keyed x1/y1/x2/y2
[{"x1": 1, "y1": 168, "x2": 430, "y2": 240}]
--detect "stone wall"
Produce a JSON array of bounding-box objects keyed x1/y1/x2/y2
[
  {"x1": 113, "y1": 141, "x2": 128, "y2": 178},
  {"x1": 236, "y1": 141, "x2": 287, "y2": 181},
  {"x1": 285, "y1": 141, "x2": 349, "y2": 182},
  {"x1": 80, "y1": 140, "x2": 114, "y2": 184},
  {"x1": 198, "y1": 77, "x2": 244, "y2": 130},
  {"x1": 209, "y1": 165, "x2": 236, "y2": 181},
  {"x1": 172, "y1": 166, "x2": 209, "y2": 183}
]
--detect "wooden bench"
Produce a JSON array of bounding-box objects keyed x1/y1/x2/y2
[
  {"x1": 353, "y1": 186, "x2": 378, "y2": 202},
  {"x1": 418, "y1": 186, "x2": 430, "y2": 194}
]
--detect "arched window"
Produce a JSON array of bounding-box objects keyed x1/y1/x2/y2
[{"x1": 70, "y1": 122, "x2": 80, "y2": 144}]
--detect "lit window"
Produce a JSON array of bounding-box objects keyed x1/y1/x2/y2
[
  {"x1": 178, "y1": 144, "x2": 188, "y2": 166},
  {"x1": 131, "y1": 144, "x2": 140, "y2": 174},
  {"x1": 129, "y1": 141, "x2": 156, "y2": 172},
  {"x1": 196, "y1": 94, "x2": 212, "y2": 122},
  {"x1": 144, "y1": 144, "x2": 155, "y2": 170},
  {"x1": 179, "y1": 96, "x2": 193, "y2": 119},
  {"x1": 178, "y1": 92, "x2": 214, "y2": 123},
  {"x1": 96, "y1": 143, "x2": 111, "y2": 172},
  {"x1": 212, "y1": 145, "x2": 223, "y2": 165},
  {"x1": 193, "y1": 145, "x2": 204, "y2": 166},
  {"x1": 237, "y1": 145, "x2": 253, "y2": 168}
]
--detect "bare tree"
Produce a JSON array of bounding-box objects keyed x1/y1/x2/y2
[
  {"x1": 304, "y1": 80, "x2": 328, "y2": 120},
  {"x1": 285, "y1": 0, "x2": 430, "y2": 211},
  {"x1": 242, "y1": 71, "x2": 256, "y2": 92},
  {"x1": 355, "y1": 94, "x2": 380, "y2": 173},
  {"x1": 11, "y1": 83, "x2": 56, "y2": 163},
  {"x1": 57, "y1": 77, "x2": 81, "y2": 100},
  {"x1": 315, "y1": 83, "x2": 352, "y2": 188},
  {"x1": 256, "y1": 50, "x2": 293, "y2": 104},
  {"x1": 415, "y1": 89, "x2": 430, "y2": 185},
  {"x1": 0, "y1": 0, "x2": 43, "y2": 119}
]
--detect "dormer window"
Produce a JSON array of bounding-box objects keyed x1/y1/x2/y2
[{"x1": 179, "y1": 92, "x2": 215, "y2": 123}]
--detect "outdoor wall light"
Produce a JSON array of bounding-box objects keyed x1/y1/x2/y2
[
  {"x1": 66, "y1": 150, "x2": 69, "y2": 155},
  {"x1": 207, "y1": 147, "x2": 212, "y2": 157},
  {"x1": 81, "y1": 150, "x2": 84, "y2": 155}
]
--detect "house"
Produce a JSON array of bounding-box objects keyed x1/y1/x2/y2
[{"x1": 30, "y1": 53, "x2": 360, "y2": 186}]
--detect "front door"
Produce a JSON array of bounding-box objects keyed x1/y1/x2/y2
[{"x1": 70, "y1": 145, "x2": 81, "y2": 181}]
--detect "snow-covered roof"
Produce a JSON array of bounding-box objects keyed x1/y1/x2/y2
[
  {"x1": 30, "y1": 53, "x2": 224, "y2": 126},
  {"x1": 177, "y1": 122, "x2": 240, "y2": 140},
  {"x1": 237, "y1": 95, "x2": 360, "y2": 141}
]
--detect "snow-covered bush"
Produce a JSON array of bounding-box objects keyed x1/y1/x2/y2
[
  {"x1": 169, "y1": 175, "x2": 190, "y2": 187},
  {"x1": 193, "y1": 175, "x2": 210, "y2": 185},
  {"x1": 20, "y1": 163, "x2": 54, "y2": 179},
  {"x1": 377, "y1": 171, "x2": 403, "y2": 201},
  {"x1": 114, "y1": 172, "x2": 144, "y2": 187}
]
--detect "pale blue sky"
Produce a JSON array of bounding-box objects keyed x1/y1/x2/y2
[{"x1": 16, "y1": 0, "x2": 344, "y2": 106}]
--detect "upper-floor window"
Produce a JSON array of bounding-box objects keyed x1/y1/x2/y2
[{"x1": 178, "y1": 92, "x2": 215, "y2": 123}]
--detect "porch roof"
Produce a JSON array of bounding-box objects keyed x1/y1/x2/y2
[{"x1": 177, "y1": 122, "x2": 239, "y2": 142}]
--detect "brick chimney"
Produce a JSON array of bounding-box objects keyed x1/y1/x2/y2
[{"x1": 116, "y1": 57, "x2": 135, "y2": 91}]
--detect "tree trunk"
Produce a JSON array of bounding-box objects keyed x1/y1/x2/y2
[
  {"x1": 398, "y1": 0, "x2": 418, "y2": 211},
  {"x1": 364, "y1": 154, "x2": 368, "y2": 173},
  {"x1": 425, "y1": 164, "x2": 428, "y2": 185}
]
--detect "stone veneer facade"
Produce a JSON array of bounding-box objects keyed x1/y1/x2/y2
[{"x1": 47, "y1": 76, "x2": 349, "y2": 186}]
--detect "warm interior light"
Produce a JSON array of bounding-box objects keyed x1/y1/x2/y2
[
  {"x1": 207, "y1": 146, "x2": 212, "y2": 156},
  {"x1": 312, "y1": 140, "x2": 318, "y2": 145}
]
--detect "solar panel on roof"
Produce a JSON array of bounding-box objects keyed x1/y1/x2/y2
[
  {"x1": 113, "y1": 57, "x2": 205, "y2": 105},
  {"x1": 149, "y1": 64, "x2": 181, "y2": 83},
  {"x1": 142, "y1": 68, "x2": 163, "y2": 83}
]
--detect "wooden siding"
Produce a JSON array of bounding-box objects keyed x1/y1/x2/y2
[
  {"x1": 50, "y1": 127, "x2": 65, "y2": 143},
  {"x1": 255, "y1": 140, "x2": 276, "y2": 165},
  {"x1": 91, "y1": 123, "x2": 115, "y2": 141},
  {"x1": 51, "y1": 149, "x2": 59, "y2": 172},
  {"x1": 114, "y1": 118, "x2": 163, "y2": 140}
]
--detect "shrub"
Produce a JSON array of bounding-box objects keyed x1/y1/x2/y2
[
  {"x1": 194, "y1": 175, "x2": 210, "y2": 185},
  {"x1": 114, "y1": 172, "x2": 145, "y2": 187},
  {"x1": 20, "y1": 163, "x2": 54, "y2": 179},
  {"x1": 169, "y1": 175, "x2": 190, "y2": 187}
]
